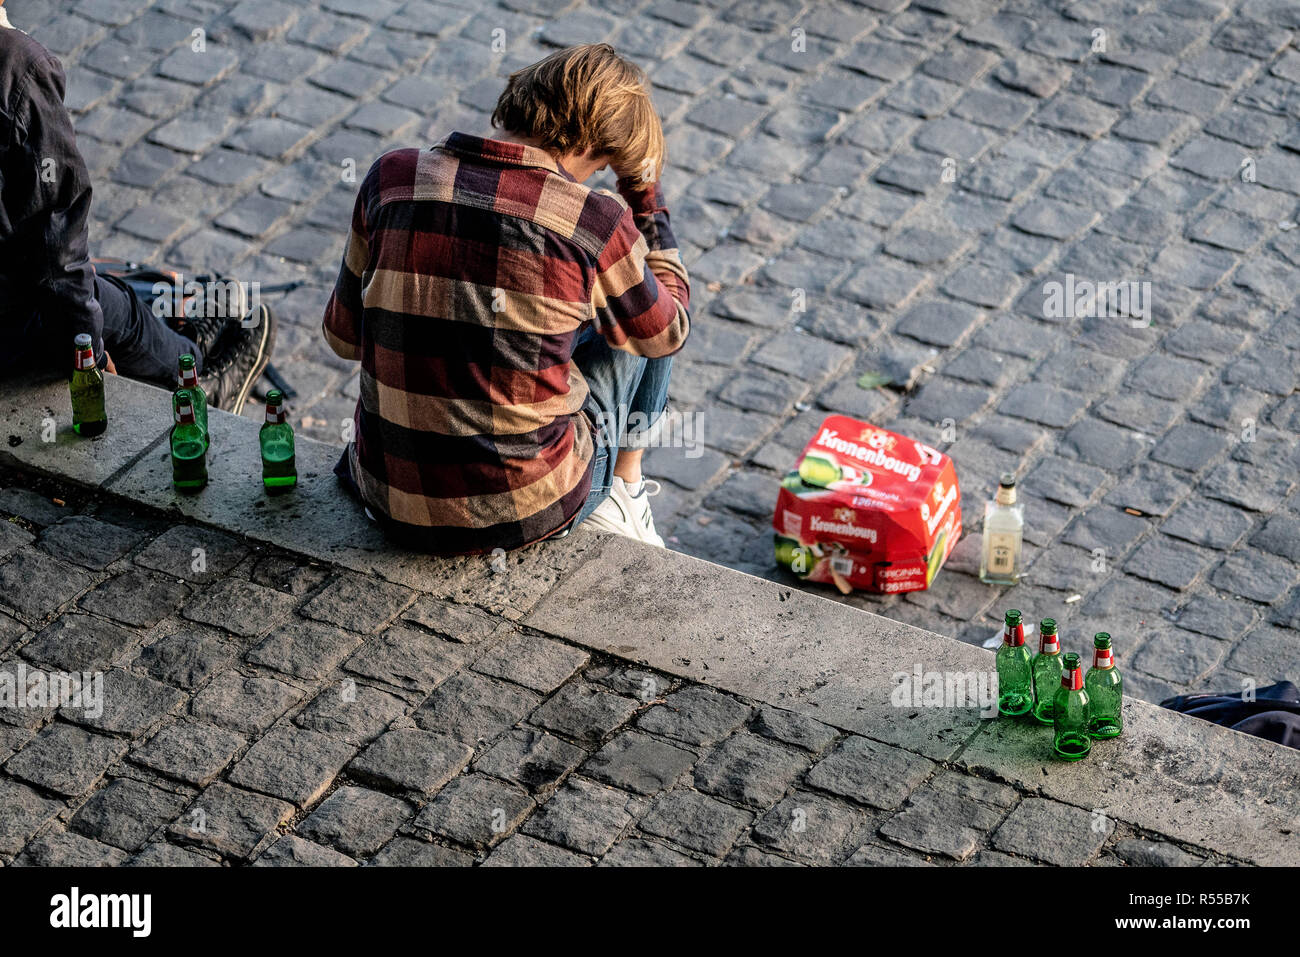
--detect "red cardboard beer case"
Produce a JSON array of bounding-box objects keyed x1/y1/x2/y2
[{"x1": 772, "y1": 415, "x2": 962, "y2": 594}]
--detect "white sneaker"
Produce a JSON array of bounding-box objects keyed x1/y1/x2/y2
[{"x1": 582, "y1": 477, "x2": 665, "y2": 547}]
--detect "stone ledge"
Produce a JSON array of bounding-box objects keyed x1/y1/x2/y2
[{"x1": 2, "y1": 370, "x2": 1297, "y2": 866}]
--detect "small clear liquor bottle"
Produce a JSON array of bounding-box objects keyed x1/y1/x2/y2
[{"x1": 980, "y1": 472, "x2": 1023, "y2": 585}]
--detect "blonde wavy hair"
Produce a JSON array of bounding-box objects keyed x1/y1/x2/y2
[{"x1": 492, "y1": 43, "x2": 664, "y2": 190}]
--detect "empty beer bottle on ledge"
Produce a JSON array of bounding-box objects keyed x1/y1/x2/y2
[
  {"x1": 996, "y1": 608, "x2": 1034, "y2": 717},
  {"x1": 1031, "y1": 617, "x2": 1063, "y2": 725},
  {"x1": 70, "y1": 334, "x2": 107, "y2": 437},
  {"x1": 1053, "y1": 653, "x2": 1091, "y2": 761},
  {"x1": 177, "y1": 353, "x2": 208, "y2": 449},
  {"x1": 260, "y1": 389, "x2": 296, "y2": 492},
  {"x1": 170, "y1": 391, "x2": 207, "y2": 490},
  {"x1": 1085, "y1": 632, "x2": 1124, "y2": 739}
]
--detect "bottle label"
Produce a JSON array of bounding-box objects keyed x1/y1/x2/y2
[
  {"x1": 1003, "y1": 622, "x2": 1025, "y2": 647},
  {"x1": 1061, "y1": 669, "x2": 1083, "y2": 691},
  {"x1": 1093, "y1": 647, "x2": 1114, "y2": 669},
  {"x1": 180, "y1": 368, "x2": 198, "y2": 387},
  {"x1": 265, "y1": 407, "x2": 286, "y2": 424},
  {"x1": 1040, "y1": 636, "x2": 1059, "y2": 654},
  {"x1": 75, "y1": 348, "x2": 95, "y2": 371},
  {"x1": 987, "y1": 531, "x2": 1019, "y2": 573},
  {"x1": 176, "y1": 403, "x2": 194, "y2": 423}
]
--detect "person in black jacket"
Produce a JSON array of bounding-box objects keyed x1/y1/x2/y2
[{"x1": 0, "y1": 3, "x2": 272, "y2": 405}]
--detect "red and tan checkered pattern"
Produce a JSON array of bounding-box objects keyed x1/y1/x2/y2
[{"x1": 323, "y1": 133, "x2": 690, "y2": 555}]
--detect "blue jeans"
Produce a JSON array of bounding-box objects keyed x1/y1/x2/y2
[{"x1": 570, "y1": 324, "x2": 673, "y2": 525}]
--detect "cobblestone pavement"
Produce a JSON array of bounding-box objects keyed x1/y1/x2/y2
[
  {"x1": 14, "y1": 0, "x2": 1300, "y2": 706},
  {"x1": 0, "y1": 470, "x2": 1251, "y2": 866}
]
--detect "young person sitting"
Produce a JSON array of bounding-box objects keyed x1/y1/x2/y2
[{"x1": 324, "y1": 43, "x2": 690, "y2": 554}]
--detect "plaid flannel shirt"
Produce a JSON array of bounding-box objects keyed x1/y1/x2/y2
[{"x1": 323, "y1": 133, "x2": 690, "y2": 555}]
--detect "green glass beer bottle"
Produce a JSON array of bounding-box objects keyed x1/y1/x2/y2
[
  {"x1": 1085, "y1": 632, "x2": 1123, "y2": 739},
  {"x1": 996, "y1": 609, "x2": 1034, "y2": 717},
  {"x1": 260, "y1": 389, "x2": 297, "y2": 492},
  {"x1": 69, "y1": 334, "x2": 107, "y2": 437},
  {"x1": 774, "y1": 536, "x2": 814, "y2": 577},
  {"x1": 798, "y1": 454, "x2": 842, "y2": 488},
  {"x1": 1052, "y1": 653, "x2": 1091, "y2": 760},
  {"x1": 1030, "y1": 617, "x2": 1063, "y2": 725},
  {"x1": 170, "y1": 391, "x2": 207, "y2": 490},
  {"x1": 177, "y1": 353, "x2": 208, "y2": 449}
]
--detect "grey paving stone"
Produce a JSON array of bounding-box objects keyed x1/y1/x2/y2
[
  {"x1": 5, "y1": 721, "x2": 126, "y2": 797},
  {"x1": 585, "y1": 730, "x2": 698, "y2": 796},
  {"x1": 252, "y1": 835, "x2": 357, "y2": 867},
  {"x1": 750, "y1": 790, "x2": 875, "y2": 865},
  {"x1": 474, "y1": 727, "x2": 586, "y2": 795},
  {"x1": 482, "y1": 833, "x2": 592, "y2": 867},
  {"x1": 1113, "y1": 837, "x2": 1203, "y2": 866},
  {"x1": 879, "y1": 786, "x2": 1007, "y2": 861},
  {"x1": 136, "y1": 623, "x2": 237, "y2": 690},
  {"x1": 521, "y1": 776, "x2": 635, "y2": 856},
  {"x1": 1063, "y1": 508, "x2": 1150, "y2": 555},
  {"x1": 1061, "y1": 418, "x2": 1147, "y2": 469},
  {"x1": 1124, "y1": 537, "x2": 1214, "y2": 590},
  {"x1": 636, "y1": 686, "x2": 751, "y2": 747},
  {"x1": 1012, "y1": 198, "x2": 1099, "y2": 240},
  {"x1": 1132, "y1": 627, "x2": 1227, "y2": 684},
  {"x1": 1226, "y1": 624, "x2": 1297, "y2": 680},
  {"x1": 600, "y1": 837, "x2": 702, "y2": 867},
  {"x1": 992, "y1": 798, "x2": 1113, "y2": 866},
  {"x1": 1201, "y1": 460, "x2": 1295, "y2": 513},
  {"x1": 227, "y1": 724, "x2": 355, "y2": 808},
  {"x1": 23, "y1": 612, "x2": 141, "y2": 672},
  {"x1": 126, "y1": 842, "x2": 221, "y2": 866},
  {"x1": 183, "y1": 577, "x2": 298, "y2": 639},
  {"x1": 190, "y1": 669, "x2": 304, "y2": 736},
  {"x1": 293, "y1": 680, "x2": 406, "y2": 745},
  {"x1": 805, "y1": 734, "x2": 937, "y2": 810},
  {"x1": 343, "y1": 625, "x2": 465, "y2": 693},
  {"x1": 298, "y1": 786, "x2": 412, "y2": 858},
  {"x1": 1170, "y1": 594, "x2": 1258, "y2": 640},
  {"x1": 301, "y1": 572, "x2": 415, "y2": 634},
  {"x1": 168, "y1": 782, "x2": 295, "y2": 860},
  {"x1": 896, "y1": 299, "x2": 984, "y2": 348},
  {"x1": 413, "y1": 665, "x2": 540, "y2": 748},
  {"x1": 61, "y1": 666, "x2": 185, "y2": 736},
  {"x1": 69, "y1": 777, "x2": 190, "y2": 853},
  {"x1": 402, "y1": 598, "x2": 500, "y2": 643},
  {"x1": 524, "y1": 681, "x2": 634, "y2": 749},
  {"x1": 130, "y1": 720, "x2": 245, "y2": 787},
  {"x1": 0, "y1": 776, "x2": 65, "y2": 855},
  {"x1": 348, "y1": 728, "x2": 472, "y2": 796},
  {"x1": 37, "y1": 515, "x2": 144, "y2": 570},
  {"x1": 413, "y1": 773, "x2": 533, "y2": 851},
  {"x1": 471, "y1": 631, "x2": 588, "y2": 694},
  {"x1": 245, "y1": 617, "x2": 363, "y2": 681},
  {"x1": 750, "y1": 706, "x2": 839, "y2": 754},
  {"x1": 78, "y1": 569, "x2": 191, "y2": 628},
  {"x1": 723, "y1": 843, "x2": 806, "y2": 866},
  {"x1": 1105, "y1": 464, "x2": 1194, "y2": 518},
  {"x1": 638, "y1": 788, "x2": 753, "y2": 857},
  {"x1": 157, "y1": 46, "x2": 239, "y2": 85},
  {"x1": 134, "y1": 525, "x2": 249, "y2": 583},
  {"x1": 840, "y1": 259, "x2": 930, "y2": 310},
  {"x1": 368, "y1": 836, "x2": 475, "y2": 867},
  {"x1": 1209, "y1": 550, "x2": 1297, "y2": 604},
  {"x1": 1151, "y1": 423, "x2": 1231, "y2": 471},
  {"x1": 15, "y1": 828, "x2": 130, "y2": 867},
  {"x1": 693, "y1": 732, "x2": 810, "y2": 810},
  {"x1": 0, "y1": 548, "x2": 91, "y2": 622}
]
